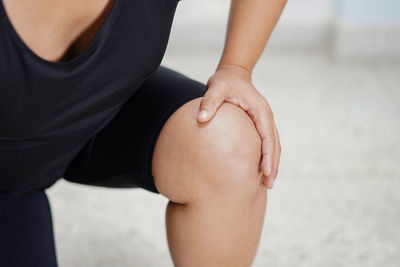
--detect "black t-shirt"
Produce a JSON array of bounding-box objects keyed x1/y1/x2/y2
[{"x1": 0, "y1": 0, "x2": 180, "y2": 195}]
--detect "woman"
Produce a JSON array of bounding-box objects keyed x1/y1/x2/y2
[{"x1": 0, "y1": 0, "x2": 285, "y2": 266}]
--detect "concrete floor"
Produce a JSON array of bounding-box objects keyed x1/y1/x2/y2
[{"x1": 46, "y1": 48, "x2": 400, "y2": 267}]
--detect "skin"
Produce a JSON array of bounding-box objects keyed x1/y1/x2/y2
[
  {"x1": 198, "y1": 0, "x2": 287, "y2": 189},
  {"x1": 154, "y1": 1, "x2": 286, "y2": 265},
  {"x1": 2, "y1": 0, "x2": 286, "y2": 265},
  {"x1": 1, "y1": 0, "x2": 114, "y2": 62}
]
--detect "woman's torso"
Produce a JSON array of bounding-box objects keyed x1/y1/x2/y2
[{"x1": 0, "y1": 0, "x2": 181, "y2": 194}]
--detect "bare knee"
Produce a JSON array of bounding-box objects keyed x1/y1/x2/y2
[
  {"x1": 189, "y1": 101, "x2": 264, "y2": 202},
  {"x1": 152, "y1": 98, "x2": 264, "y2": 204}
]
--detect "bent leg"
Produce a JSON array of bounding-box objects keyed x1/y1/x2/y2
[
  {"x1": 0, "y1": 190, "x2": 58, "y2": 267},
  {"x1": 152, "y1": 97, "x2": 267, "y2": 267},
  {"x1": 62, "y1": 65, "x2": 208, "y2": 194}
]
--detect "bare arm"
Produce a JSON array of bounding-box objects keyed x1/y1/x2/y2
[{"x1": 217, "y1": 0, "x2": 287, "y2": 73}]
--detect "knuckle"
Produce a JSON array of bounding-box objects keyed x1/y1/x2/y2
[
  {"x1": 262, "y1": 133, "x2": 275, "y2": 141},
  {"x1": 215, "y1": 79, "x2": 227, "y2": 89},
  {"x1": 259, "y1": 104, "x2": 272, "y2": 118},
  {"x1": 203, "y1": 95, "x2": 218, "y2": 106},
  {"x1": 260, "y1": 101, "x2": 273, "y2": 116},
  {"x1": 258, "y1": 98, "x2": 269, "y2": 109},
  {"x1": 253, "y1": 108, "x2": 268, "y2": 123},
  {"x1": 250, "y1": 106, "x2": 262, "y2": 118}
]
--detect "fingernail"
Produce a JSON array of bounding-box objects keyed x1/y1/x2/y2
[
  {"x1": 263, "y1": 176, "x2": 273, "y2": 189},
  {"x1": 265, "y1": 181, "x2": 273, "y2": 189},
  {"x1": 198, "y1": 110, "x2": 208, "y2": 120}
]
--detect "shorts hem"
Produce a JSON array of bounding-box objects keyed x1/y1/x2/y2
[{"x1": 144, "y1": 91, "x2": 206, "y2": 194}]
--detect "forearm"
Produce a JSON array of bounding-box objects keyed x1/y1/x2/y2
[{"x1": 217, "y1": 0, "x2": 287, "y2": 74}]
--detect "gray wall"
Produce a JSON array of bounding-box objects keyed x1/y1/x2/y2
[{"x1": 170, "y1": 0, "x2": 400, "y2": 60}]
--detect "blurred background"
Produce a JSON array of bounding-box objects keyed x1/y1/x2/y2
[{"x1": 47, "y1": 0, "x2": 400, "y2": 266}]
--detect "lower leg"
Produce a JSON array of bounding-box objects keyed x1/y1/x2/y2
[
  {"x1": 0, "y1": 189, "x2": 58, "y2": 267},
  {"x1": 166, "y1": 184, "x2": 267, "y2": 267}
]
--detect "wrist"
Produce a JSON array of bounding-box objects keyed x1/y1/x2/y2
[
  {"x1": 217, "y1": 62, "x2": 252, "y2": 74},
  {"x1": 216, "y1": 62, "x2": 253, "y2": 82}
]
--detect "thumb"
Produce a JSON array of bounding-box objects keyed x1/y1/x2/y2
[{"x1": 197, "y1": 82, "x2": 226, "y2": 122}]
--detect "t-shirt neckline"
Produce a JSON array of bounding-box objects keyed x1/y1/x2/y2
[{"x1": 0, "y1": 0, "x2": 123, "y2": 69}]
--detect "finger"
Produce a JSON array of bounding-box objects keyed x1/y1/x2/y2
[
  {"x1": 197, "y1": 81, "x2": 227, "y2": 122},
  {"x1": 247, "y1": 102, "x2": 275, "y2": 179},
  {"x1": 271, "y1": 123, "x2": 282, "y2": 183},
  {"x1": 264, "y1": 122, "x2": 281, "y2": 188}
]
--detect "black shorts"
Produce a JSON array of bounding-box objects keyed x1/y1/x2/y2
[{"x1": 62, "y1": 65, "x2": 207, "y2": 194}]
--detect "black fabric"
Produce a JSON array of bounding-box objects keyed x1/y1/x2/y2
[
  {"x1": 0, "y1": 66, "x2": 206, "y2": 266},
  {"x1": 0, "y1": 0, "x2": 188, "y2": 196},
  {"x1": 0, "y1": 0, "x2": 208, "y2": 265},
  {"x1": 0, "y1": 189, "x2": 58, "y2": 267},
  {"x1": 63, "y1": 65, "x2": 207, "y2": 194}
]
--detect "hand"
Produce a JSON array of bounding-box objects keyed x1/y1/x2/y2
[{"x1": 197, "y1": 64, "x2": 281, "y2": 189}]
